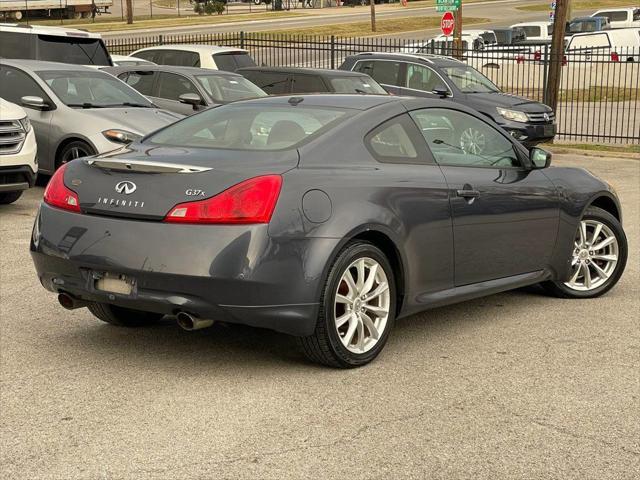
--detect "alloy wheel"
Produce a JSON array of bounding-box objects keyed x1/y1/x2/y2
[
  {"x1": 564, "y1": 219, "x2": 619, "y2": 291},
  {"x1": 61, "y1": 145, "x2": 92, "y2": 165},
  {"x1": 460, "y1": 128, "x2": 486, "y2": 155},
  {"x1": 334, "y1": 257, "x2": 391, "y2": 354}
]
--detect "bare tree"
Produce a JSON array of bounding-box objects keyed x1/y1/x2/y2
[
  {"x1": 370, "y1": 0, "x2": 376, "y2": 32},
  {"x1": 126, "y1": 0, "x2": 133, "y2": 24}
]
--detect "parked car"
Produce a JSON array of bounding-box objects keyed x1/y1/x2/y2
[
  {"x1": 0, "y1": 99, "x2": 37, "y2": 204},
  {"x1": 129, "y1": 45, "x2": 256, "y2": 72},
  {"x1": 0, "y1": 60, "x2": 182, "y2": 174},
  {"x1": 591, "y1": 8, "x2": 640, "y2": 29},
  {"x1": 0, "y1": 23, "x2": 111, "y2": 66},
  {"x1": 565, "y1": 28, "x2": 640, "y2": 62},
  {"x1": 568, "y1": 16, "x2": 611, "y2": 35},
  {"x1": 339, "y1": 52, "x2": 555, "y2": 147},
  {"x1": 31, "y1": 94, "x2": 627, "y2": 367},
  {"x1": 493, "y1": 27, "x2": 527, "y2": 46},
  {"x1": 237, "y1": 67, "x2": 388, "y2": 95},
  {"x1": 104, "y1": 65, "x2": 267, "y2": 115},
  {"x1": 109, "y1": 55, "x2": 155, "y2": 67},
  {"x1": 510, "y1": 22, "x2": 553, "y2": 43}
]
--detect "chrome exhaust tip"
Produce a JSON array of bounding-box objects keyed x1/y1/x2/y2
[
  {"x1": 57, "y1": 293, "x2": 88, "y2": 310},
  {"x1": 176, "y1": 312, "x2": 214, "y2": 331}
]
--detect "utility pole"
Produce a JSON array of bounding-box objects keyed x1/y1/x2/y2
[
  {"x1": 453, "y1": 1, "x2": 462, "y2": 59},
  {"x1": 126, "y1": 0, "x2": 133, "y2": 24},
  {"x1": 370, "y1": 0, "x2": 376, "y2": 32},
  {"x1": 545, "y1": 0, "x2": 569, "y2": 114}
]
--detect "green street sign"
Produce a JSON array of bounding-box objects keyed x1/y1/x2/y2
[
  {"x1": 436, "y1": 5, "x2": 459, "y2": 12},
  {"x1": 436, "y1": 0, "x2": 461, "y2": 6}
]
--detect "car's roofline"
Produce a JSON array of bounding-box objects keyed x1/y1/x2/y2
[
  {"x1": 103, "y1": 65, "x2": 243, "y2": 77},
  {"x1": 131, "y1": 45, "x2": 249, "y2": 54},
  {"x1": 0, "y1": 59, "x2": 103, "y2": 72},
  {"x1": 236, "y1": 66, "x2": 373, "y2": 77},
  {"x1": 348, "y1": 51, "x2": 465, "y2": 65},
  {"x1": 0, "y1": 23, "x2": 103, "y2": 39}
]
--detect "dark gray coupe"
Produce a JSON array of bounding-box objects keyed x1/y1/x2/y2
[{"x1": 31, "y1": 95, "x2": 628, "y2": 368}]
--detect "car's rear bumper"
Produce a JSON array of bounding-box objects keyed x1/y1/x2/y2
[{"x1": 31, "y1": 204, "x2": 340, "y2": 336}]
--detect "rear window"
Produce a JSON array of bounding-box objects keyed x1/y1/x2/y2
[
  {"x1": 0, "y1": 32, "x2": 36, "y2": 59},
  {"x1": 146, "y1": 104, "x2": 352, "y2": 151},
  {"x1": 212, "y1": 52, "x2": 256, "y2": 72},
  {"x1": 329, "y1": 75, "x2": 387, "y2": 94},
  {"x1": 194, "y1": 74, "x2": 267, "y2": 102},
  {"x1": 598, "y1": 11, "x2": 628, "y2": 22},
  {"x1": 522, "y1": 26, "x2": 542, "y2": 37},
  {"x1": 36, "y1": 34, "x2": 110, "y2": 65}
]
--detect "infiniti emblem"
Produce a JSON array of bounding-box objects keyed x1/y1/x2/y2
[{"x1": 115, "y1": 181, "x2": 136, "y2": 195}]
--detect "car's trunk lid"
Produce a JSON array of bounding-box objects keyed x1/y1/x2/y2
[{"x1": 64, "y1": 144, "x2": 298, "y2": 220}]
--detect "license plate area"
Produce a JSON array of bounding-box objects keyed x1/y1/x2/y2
[
  {"x1": 93, "y1": 272, "x2": 135, "y2": 296},
  {"x1": 543, "y1": 124, "x2": 555, "y2": 136}
]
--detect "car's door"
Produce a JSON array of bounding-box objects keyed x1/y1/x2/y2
[
  {"x1": 351, "y1": 59, "x2": 404, "y2": 95},
  {"x1": 154, "y1": 72, "x2": 202, "y2": 115},
  {"x1": 0, "y1": 65, "x2": 54, "y2": 171},
  {"x1": 397, "y1": 63, "x2": 452, "y2": 98},
  {"x1": 410, "y1": 107, "x2": 559, "y2": 286}
]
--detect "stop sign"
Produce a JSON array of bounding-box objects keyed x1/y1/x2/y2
[{"x1": 441, "y1": 11, "x2": 455, "y2": 36}]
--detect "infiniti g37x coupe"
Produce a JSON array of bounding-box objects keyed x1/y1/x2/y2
[{"x1": 31, "y1": 95, "x2": 628, "y2": 368}]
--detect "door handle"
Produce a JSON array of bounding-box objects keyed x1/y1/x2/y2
[{"x1": 456, "y1": 189, "x2": 480, "y2": 199}]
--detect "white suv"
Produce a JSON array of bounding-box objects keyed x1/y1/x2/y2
[
  {"x1": 0, "y1": 99, "x2": 37, "y2": 204},
  {"x1": 130, "y1": 45, "x2": 256, "y2": 72}
]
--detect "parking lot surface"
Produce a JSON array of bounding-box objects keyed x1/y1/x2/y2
[{"x1": 1, "y1": 153, "x2": 638, "y2": 479}]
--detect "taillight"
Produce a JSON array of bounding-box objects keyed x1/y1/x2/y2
[
  {"x1": 43, "y1": 163, "x2": 80, "y2": 213},
  {"x1": 611, "y1": 52, "x2": 620, "y2": 62},
  {"x1": 164, "y1": 175, "x2": 282, "y2": 225}
]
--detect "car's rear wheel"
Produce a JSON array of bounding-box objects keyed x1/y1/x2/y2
[
  {"x1": 57, "y1": 141, "x2": 95, "y2": 169},
  {"x1": 88, "y1": 302, "x2": 164, "y2": 327},
  {"x1": 300, "y1": 241, "x2": 396, "y2": 368},
  {"x1": 0, "y1": 191, "x2": 23, "y2": 204},
  {"x1": 543, "y1": 207, "x2": 627, "y2": 298}
]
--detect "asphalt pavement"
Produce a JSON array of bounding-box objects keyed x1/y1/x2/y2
[{"x1": 1, "y1": 152, "x2": 639, "y2": 479}]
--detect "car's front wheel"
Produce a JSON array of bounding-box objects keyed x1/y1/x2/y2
[
  {"x1": 88, "y1": 302, "x2": 164, "y2": 327},
  {"x1": 300, "y1": 241, "x2": 396, "y2": 368},
  {"x1": 543, "y1": 206, "x2": 627, "y2": 298}
]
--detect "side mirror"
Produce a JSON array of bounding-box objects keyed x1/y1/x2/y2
[
  {"x1": 530, "y1": 147, "x2": 552, "y2": 169},
  {"x1": 21, "y1": 96, "x2": 50, "y2": 111},
  {"x1": 179, "y1": 93, "x2": 204, "y2": 110},
  {"x1": 433, "y1": 85, "x2": 449, "y2": 98}
]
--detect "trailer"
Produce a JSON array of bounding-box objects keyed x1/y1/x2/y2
[{"x1": 0, "y1": 0, "x2": 112, "y2": 21}]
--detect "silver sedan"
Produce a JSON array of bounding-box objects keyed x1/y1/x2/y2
[{"x1": 0, "y1": 60, "x2": 182, "y2": 174}]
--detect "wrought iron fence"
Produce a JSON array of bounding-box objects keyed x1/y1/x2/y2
[{"x1": 105, "y1": 32, "x2": 640, "y2": 144}]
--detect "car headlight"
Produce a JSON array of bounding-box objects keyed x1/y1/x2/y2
[
  {"x1": 102, "y1": 129, "x2": 142, "y2": 144},
  {"x1": 19, "y1": 116, "x2": 31, "y2": 133},
  {"x1": 496, "y1": 107, "x2": 529, "y2": 123}
]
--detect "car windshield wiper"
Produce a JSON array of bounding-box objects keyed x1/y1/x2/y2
[
  {"x1": 67, "y1": 103, "x2": 106, "y2": 109},
  {"x1": 118, "y1": 102, "x2": 152, "y2": 108}
]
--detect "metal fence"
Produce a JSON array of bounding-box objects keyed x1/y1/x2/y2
[{"x1": 105, "y1": 32, "x2": 640, "y2": 144}]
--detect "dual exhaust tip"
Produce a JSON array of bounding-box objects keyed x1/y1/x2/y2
[{"x1": 58, "y1": 293, "x2": 214, "y2": 331}]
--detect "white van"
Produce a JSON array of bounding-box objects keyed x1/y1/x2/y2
[
  {"x1": 591, "y1": 8, "x2": 640, "y2": 29},
  {"x1": 566, "y1": 28, "x2": 640, "y2": 62},
  {"x1": 0, "y1": 23, "x2": 111, "y2": 66}
]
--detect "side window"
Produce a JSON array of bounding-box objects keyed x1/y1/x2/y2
[
  {"x1": 410, "y1": 108, "x2": 520, "y2": 168},
  {"x1": 156, "y1": 50, "x2": 199, "y2": 67},
  {"x1": 353, "y1": 60, "x2": 401, "y2": 86},
  {"x1": 0, "y1": 66, "x2": 50, "y2": 107},
  {"x1": 405, "y1": 64, "x2": 442, "y2": 92},
  {"x1": 119, "y1": 71, "x2": 156, "y2": 96},
  {"x1": 365, "y1": 114, "x2": 426, "y2": 164},
  {"x1": 156, "y1": 73, "x2": 198, "y2": 100},
  {"x1": 291, "y1": 74, "x2": 327, "y2": 93}
]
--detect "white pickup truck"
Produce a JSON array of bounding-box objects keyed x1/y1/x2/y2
[
  {"x1": 591, "y1": 8, "x2": 640, "y2": 29},
  {"x1": 0, "y1": 0, "x2": 112, "y2": 21}
]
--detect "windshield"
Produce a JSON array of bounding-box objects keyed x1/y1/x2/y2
[
  {"x1": 37, "y1": 70, "x2": 154, "y2": 108},
  {"x1": 329, "y1": 76, "x2": 388, "y2": 94},
  {"x1": 494, "y1": 30, "x2": 509, "y2": 44},
  {"x1": 443, "y1": 66, "x2": 500, "y2": 93},
  {"x1": 145, "y1": 104, "x2": 352, "y2": 150},
  {"x1": 194, "y1": 74, "x2": 267, "y2": 102},
  {"x1": 522, "y1": 26, "x2": 542, "y2": 38},
  {"x1": 212, "y1": 52, "x2": 257, "y2": 72},
  {"x1": 37, "y1": 34, "x2": 111, "y2": 66}
]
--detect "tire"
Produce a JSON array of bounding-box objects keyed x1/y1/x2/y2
[
  {"x1": 56, "y1": 140, "x2": 95, "y2": 170},
  {"x1": 0, "y1": 191, "x2": 23, "y2": 205},
  {"x1": 88, "y1": 302, "x2": 164, "y2": 327},
  {"x1": 543, "y1": 206, "x2": 627, "y2": 299},
  {"x1": 299, "y1": 241, "x2": 396, "y2": 368}
]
